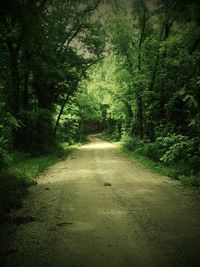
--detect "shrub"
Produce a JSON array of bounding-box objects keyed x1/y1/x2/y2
[
  {"x1": 0, "y1": 105, "x2": 19, "y2": 167},
  {"x1": 180, "y1": 175, "x2": 200, "y2": 187},
  {"x1": 17, "y1": 108, "x2": 55, "y2": 153},
  {"x1": 120, "y1": 133, "x2": 200, "y2": 176},
  {"x1": 158, "y1": 134, "x2": 189, "y2": 162},
  {"x1": 121, "y1": 133, "x2": 135, "y2": 150},
  {"x1": 0, "y1": 147, "x2": 12, "y2": 169},
  {"x1": 103, "y1": 128, "x2": 120, "y2": 141},
  {"x1": 157, "y1": 134, "x2": 200, "y2": 175},
  {"x1": 135, "y1": 141, "x2": 164, "y2": 162},
  {"x1": 0, "y1": 169, "x2": 29, "y2": 213}
]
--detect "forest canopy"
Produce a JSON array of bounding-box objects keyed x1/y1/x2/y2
[{"x1": 0, "y1": 0, "x2": 200, "y2": 177}]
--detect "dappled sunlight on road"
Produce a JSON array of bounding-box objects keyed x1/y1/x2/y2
[
  {"x1": 4, "y1": 134, "x2": 200, "y2": 267},
  {"x1": 79, "y1": 142, "x2": 114, "y2": 150},
  {"x1": 39, "y1": 167, "x2": 95, "y2": 185},
  {"x1": 97, "y1": 208, "x2": 127, "y2": 217}
]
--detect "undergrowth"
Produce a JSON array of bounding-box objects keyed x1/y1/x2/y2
[
  {"x1": 0, "y1": 143, "x2": 76, "y2": 220},
  {"x1": 119, "y1": 145, "x2": 200, "y2": 188}
]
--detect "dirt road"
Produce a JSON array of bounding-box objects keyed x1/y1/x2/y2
[{"x1": 1, "y1": 134, "x2": 200, "y2": 267}]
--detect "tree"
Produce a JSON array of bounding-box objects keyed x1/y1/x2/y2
[{"x1": 0, "y1": 0, "x2": 105, "y2": 152}]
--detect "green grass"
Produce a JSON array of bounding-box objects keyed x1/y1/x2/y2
[
  {"x1": 119, "y1": 145, "x2": 173, "y2": 176},
  {"x1": 117, "y1": 143, "x2": 200, "y2": 188},
  {"x1": 0, "y1": 143, "x2": 76, "y2": 219},
  {"x1": 180, "y1": 175, "x2": 200, "y2": 187}
]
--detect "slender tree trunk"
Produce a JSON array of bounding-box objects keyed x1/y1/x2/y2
[
  {"x1": 135, "y1": 9, "x2": 146, "y2": 140},
  {"x1": 158, "y1": 19, "x2": 174, "y2": 122},
  {"x1": 160, "y1": 86, "x2": 165, "y2": 120},
  {"x1": 7, "y1": 42, "x2": 21, "y2": 149},
  {"x1": 149, "y1": 120, "x2": 155, "y2": 141},
  {"x1": 137, "y1": 93, "x2": 144, "y2": 139},
  {"x1": 122, "y1": 99, "x2": 133, "y2": 134},
  {"x1": 54, "y1": 94, "x2": 70, "y2": 137},
  {"x1": 147, "y1": 53, "x2": 160, "y2": 141},
  {"x1": 8, "y1": 45, "x2": 20, "y2": 115},
  {"x1": 23, "y1": 70, "x2": 29, "y2": 107}
]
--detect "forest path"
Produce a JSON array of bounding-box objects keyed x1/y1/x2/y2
[{"x1": 1, "y1": 134, "x2": 200, "y2": 267}]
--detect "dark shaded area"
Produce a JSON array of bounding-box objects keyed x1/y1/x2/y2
[{"x1": 0, "y1": 0, "x2": 200, "y2": 265}]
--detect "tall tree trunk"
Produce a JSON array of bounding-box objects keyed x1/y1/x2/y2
[
  {"x1": 54, "y1": 94, "x2": 70, "y2": 137},
  {"x1": 137, "y1": 93, "x2": 144, "y2": 139},
  {"x1": 23, "y1": 70, "x2": 29, "y2": 107},
  {"x1": 147, "y1": 53, "x2": 160, "y2": 141},
  {"x1": 7, "y1": 42, "x2": 21, "y2": 149},
  {"x1": 135, "y1": 7, "x2": 146, "y2": 140},
  {"x1": 159, "y1": 19, "x2": 174, "y2": 121},
  {"x1": 160, "y1": 85, "x2": 165, "y2": 120},
  {"x1": 8, "y1": 45, "x2": 20, "y2": 115}
]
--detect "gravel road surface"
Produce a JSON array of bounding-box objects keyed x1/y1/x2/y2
[{"x1": 1, "y1": 134, "x2": 200, "y2": 267}]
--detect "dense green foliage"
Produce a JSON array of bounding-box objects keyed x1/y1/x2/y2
[
  {"x1": 0, "y1": 144, "x2": 75, "y2": 217},
  {"x1": 0, "y1": 0, "x2": 200, "y2": 214},
  {"x1": 82, "y1": 0, "x2": 200, "y2": 180},
  {"x1": 0, "y1": 0, "x2": 105, "y2": 157},
  {"x1": 0, "y1": 0, "x2": 105, "y2": 215}
]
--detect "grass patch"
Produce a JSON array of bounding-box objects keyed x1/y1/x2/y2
[
  {"x1": 117, "y1": 144, "x2": 200, "y2": 188},
  {"x1": 119, "y1": 145, "x2": 173, "y2": 176},
  {"x1": 0, "y1": 143, "x2": 76, "y2": 219},
  {"x1": 180, "y1": 175, "x2": 200, "y2": 187}
]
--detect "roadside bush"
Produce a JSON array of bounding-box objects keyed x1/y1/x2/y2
[
  {"x1": 104, "y1": 129, "x2": 121, "y2": 141},
  {"x1": 0, "y1": 105, "x2": 19, "y2": 167},
  {"x1": 158, "y1": 134, "x2": 190, "y2": 162},
  {"x1": 17, "y1": 108, "x2": 54, "y2": 153},
  {"x1": 0, "y1": 147, "x2": 12, "y2": 169},
  {"x1": 155, "y1": 134, "x2": 200, "y2": 175},
  {"x1": 121, "y1": 133, "x2": 162, "y2": 161},
  {"x1": 0, "y1": 143, "x2": 72, "y2": 218},
  {"x1": 180, "y1": 175, "x2": 200, "y2": 187},
  {"x1": 135, "y1": 141, "x2": 164, "y2": 162},
  {"x1": 120, "y1": 132, "x2": 200, "y2": 176},
  {"x1": 57, "y1": 113, "x2": 80, "y2": 144},
  {"x1": 158, "y1": 135, "x2": 195, "y2": 170},
  {"x1": 0, "y1": 169, "x2": 29, "y2": 214},
  {"x1": 121, "y1": 133, "x2": 135, "y2": 150}
]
